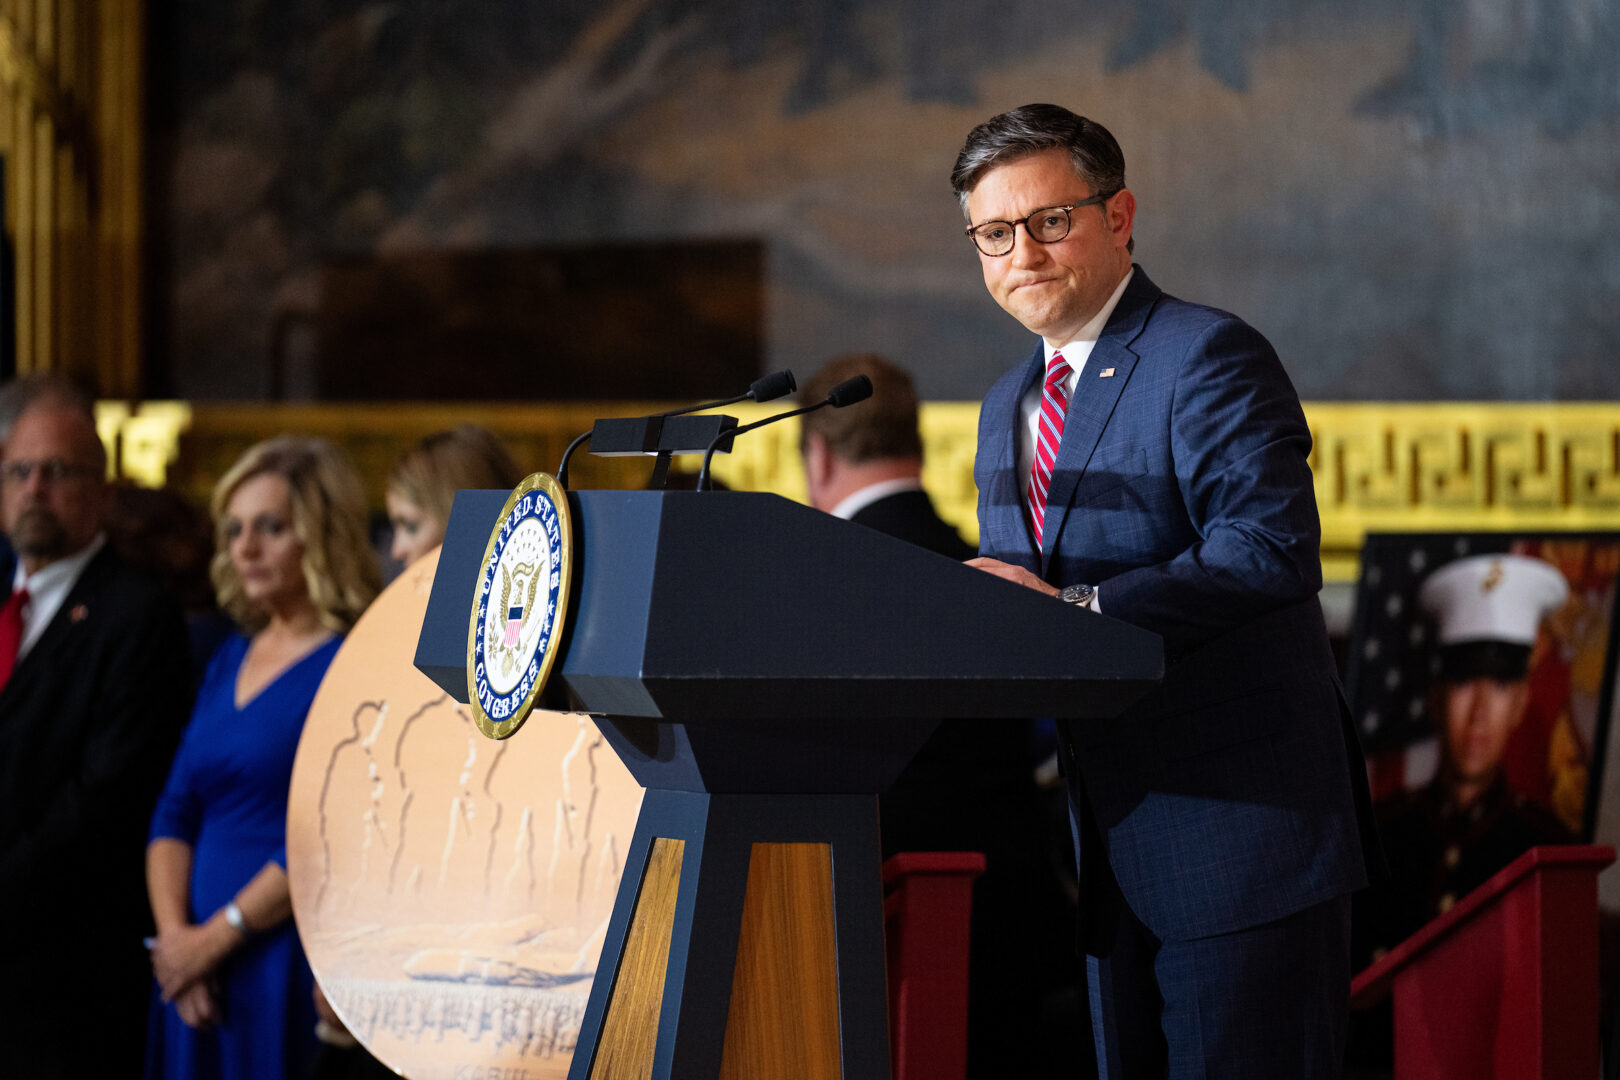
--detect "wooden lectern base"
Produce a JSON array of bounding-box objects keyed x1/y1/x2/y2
[
  {"x1": 721, "y1": 843, "x2": 842, "y2": 1080},
  {"x1": 574, "y1": 791, "x2": 887, "y2": 1080},
  {"x1": 593, "y1": 839, "x2": 687, "y2": 1078}
]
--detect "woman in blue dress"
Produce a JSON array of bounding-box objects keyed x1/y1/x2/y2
[{"x1": 145, "y1": 436, "x2": 381, "y2": 1079}]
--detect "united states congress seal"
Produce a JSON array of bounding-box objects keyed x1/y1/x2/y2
[{"x1": 467, "y1": 472, "x2": 573, "y2": 739}]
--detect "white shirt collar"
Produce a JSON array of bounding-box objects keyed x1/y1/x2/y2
[
  {"x1": 12, "y1": 532, "x2": 107, "y2": 661},
  {"x1": 828, "y1": 477, "x2": 924, "y2": 521},
  {"x1": 1041, "y1": 267, "x2": 1135, "y2": 383}
]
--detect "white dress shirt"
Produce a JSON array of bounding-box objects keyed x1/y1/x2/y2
[{"x1": 10, "y1": 532, "x2": 106, "y2": 661}]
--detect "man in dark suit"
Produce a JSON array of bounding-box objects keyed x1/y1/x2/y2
[
  {"x1": 800, "y1": 352, "x2": 976, "y2": 563},
  {"x1": 951, "y1": 105, "x2": 1377, "y2": 1077},
  {"x1": 800, "y1": 353, "x2": 1079, "y2": 1078},
  {"x1": 0, "y1": 382, "x2": 192, "y2": 1076}
]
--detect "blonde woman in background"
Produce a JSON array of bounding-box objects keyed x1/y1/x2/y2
[
  {"x1": 145, "y1": 436, "x2": 380, "y2": 1080},
  {"x1": 386, "y1": 424, "x2": 523, "y2": 567}
]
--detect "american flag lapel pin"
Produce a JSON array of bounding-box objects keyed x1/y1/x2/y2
[
  {"x1": 71, "y1": 604, "x2": 89, "y2": 623},
  {"x1": 1100, "y1": 367, "x2": 1116, "y2": 378}
]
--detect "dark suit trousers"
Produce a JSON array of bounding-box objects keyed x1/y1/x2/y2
[{"x1": 1085, "y1": 880, "x2": 1351, "y2": 1079}]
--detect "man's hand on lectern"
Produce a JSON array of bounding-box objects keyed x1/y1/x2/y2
[{"x1": 966, "y1": 557, "x2": 1061, "y2": 597}]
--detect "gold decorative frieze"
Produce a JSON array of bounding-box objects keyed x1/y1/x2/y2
[
  {"x1": 93, "y1": 401, "x2": 1620, "y2": 583},
  {"x1": 1306, "y1": 404, "x2": 1620, "y2": 579}
]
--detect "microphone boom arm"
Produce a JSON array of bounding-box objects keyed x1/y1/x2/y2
[
  {"x1": 694, "y1": 375, "x2": 870, "y2": 492},
  {"x1": 696, "y1": 401, "x2": 827, "y2": 493}
]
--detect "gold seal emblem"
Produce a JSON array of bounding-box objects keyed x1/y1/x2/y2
[{"x1": 466, "y1": 472, "x2": 574, "y2": 739}]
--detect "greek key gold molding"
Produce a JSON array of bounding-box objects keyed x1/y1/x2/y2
[
  {"x1": 1305, "y1": 403, "x2": 1620, "y2": 579},
  {"x1": 95, "y1": 401, "x2": 1620, "y2": 582}
]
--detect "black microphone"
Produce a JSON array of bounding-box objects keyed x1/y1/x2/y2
[
  {"x1": 825, "y1": 375, "x2": 873, "y2": 408},
  {"x1": 556, "y1": 370, "x2": 798, "y2": 486},
  {"x1": 696, "y1": 375, "x2": 873, "y2": 492}
]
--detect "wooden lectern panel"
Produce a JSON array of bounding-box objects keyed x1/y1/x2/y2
[
  {"x1": 719, "y1": 843, "x2": 842, "y2": 1080},
  {"x1": 591, "y1": 838, "x2": 686, "y2": 1080}
]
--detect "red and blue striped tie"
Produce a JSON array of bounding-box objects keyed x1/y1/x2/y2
[{"x1": 1027, "y1": 353, "x2": 1072, "y2": 549}]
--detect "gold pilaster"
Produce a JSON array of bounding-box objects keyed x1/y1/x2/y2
[{"x1": 0, "y1": 2, "x2": 144, "y2": 395}]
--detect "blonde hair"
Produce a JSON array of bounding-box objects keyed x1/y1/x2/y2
[
  {"x1": 387, "y1": 425, "x2": 524, "y2": 525},
  {"x1": 210, "y1": 436, "x2": 381, "y2": 634}
]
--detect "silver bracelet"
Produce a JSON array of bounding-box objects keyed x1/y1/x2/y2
[{"x1": 223, "y1": 900, "x2": 251, "y2": 936}]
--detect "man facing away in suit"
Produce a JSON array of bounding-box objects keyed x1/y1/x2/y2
[
  {"x1": 800, "y1": 352, "x2": 1081, "y2": 1077},
  {"x1": 0, "y1": 379, "x2": 192, "y2": 1076},
  {"x1": 800, "y1": 352, "x2": 975, "y2": 562},
  {"x1": 951, "y1": 104, "x2": 1378, "y2": 1078}
]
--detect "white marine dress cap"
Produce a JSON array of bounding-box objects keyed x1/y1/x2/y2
[{"x1": 1418, "y1": 553, "x2": 1569, "y2": 647}]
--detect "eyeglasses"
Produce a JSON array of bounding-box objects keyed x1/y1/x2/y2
[
  {"x1": 1, "y1": 458, "x2": 98, "y2": 486},
  {"x1": 965, "y1": 193, "x2": 1115, "y2": 257}
]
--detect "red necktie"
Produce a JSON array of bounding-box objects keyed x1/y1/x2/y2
[
  {"x1": 0, "y1": 588, "x2": 30, "y2": 691},
  {"x1": 1027, "y1": 353, "x2": 1072, "y2": 549}
]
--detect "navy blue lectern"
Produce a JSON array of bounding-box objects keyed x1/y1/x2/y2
[{"x1": 415, "y1": 489, "x2": 1162, "y2": 1080}]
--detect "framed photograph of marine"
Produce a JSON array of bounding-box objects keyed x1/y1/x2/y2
[{"x1": 1345, "y1": 532, "x2": 1620, "y2": 841}]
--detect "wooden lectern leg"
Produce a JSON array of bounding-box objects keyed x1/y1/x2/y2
[
  {"x1": 590, "y1": 838, "x2": 687, "y2": 1080},
  {"x1": 573, "y1": 790, "x2": 890, "y2": 1080},
  {"x1": 719, "y1": 843, "x2": 842, "y2": 1080}
]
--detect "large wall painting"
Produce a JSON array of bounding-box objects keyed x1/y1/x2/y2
[{"x1": 151, "y1": 1, "x2": 1620, "y2": 402}]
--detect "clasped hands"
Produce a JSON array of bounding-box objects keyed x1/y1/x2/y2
[{"x1": 149, "y1": 918, "x2": 237, "y2": 1029}]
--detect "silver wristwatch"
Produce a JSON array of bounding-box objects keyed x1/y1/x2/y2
[{"x1": 1059, "y1": 583, "x2": 1097, "y2": 608}]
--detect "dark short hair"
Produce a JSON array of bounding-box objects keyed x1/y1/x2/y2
[
  {"x1": 951, "y1": 103, "x2": 1132, "y2": 253},
  {"x1": 799, "y1": 353, "x2": 923, "y2": 464}
]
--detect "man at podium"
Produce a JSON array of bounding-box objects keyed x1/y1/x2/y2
[{"x1": 951, "y1": 104, "x2": 1377, "y2": 1077}]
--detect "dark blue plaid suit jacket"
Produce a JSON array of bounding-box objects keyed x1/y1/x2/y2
[{"x1": 975, "y1": 266, "x2": 1374, "y2": 943}]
